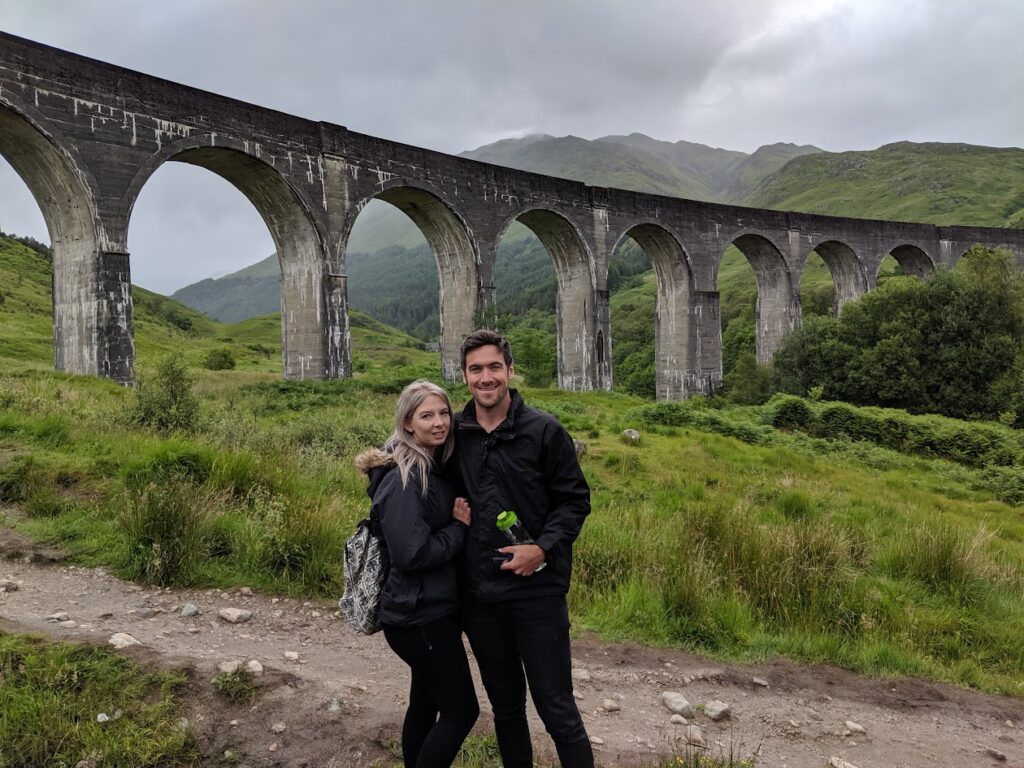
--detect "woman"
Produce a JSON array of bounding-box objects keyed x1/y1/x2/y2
[{"x1": 355, "y1": 379, "x2": 478, "y2": 768}]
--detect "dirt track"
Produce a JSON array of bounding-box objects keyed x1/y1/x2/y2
[{"x1": 1, "y1": 526, "x2": 1022, "y2": 767}]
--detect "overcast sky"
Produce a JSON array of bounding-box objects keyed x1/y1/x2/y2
[{"x1": 2, "y1": 0, "x2": 1022, "y2": 294}]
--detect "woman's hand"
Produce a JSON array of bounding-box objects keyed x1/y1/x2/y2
[{"x1": 453, "y1": 497, "x2": 471, "y2": 526}]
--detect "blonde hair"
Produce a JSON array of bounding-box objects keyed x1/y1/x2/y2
[{"x1": 384, "y1": 379, "x2": 455, "y2": 495}]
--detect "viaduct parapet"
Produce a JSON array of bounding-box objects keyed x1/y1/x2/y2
[{"x1": 2, "y1": 32, "x2": 1022, "y2": 398}]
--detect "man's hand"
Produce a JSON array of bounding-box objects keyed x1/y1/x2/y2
[{"x1": 499, "y1": 544, "x2": 546, "y2": 576}]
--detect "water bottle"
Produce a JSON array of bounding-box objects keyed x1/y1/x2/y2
[{"x1": 496, "y1": 510, "x2": 546, "y2": 571}]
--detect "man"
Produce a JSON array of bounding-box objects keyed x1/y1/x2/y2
[{"x1": 454, "y1": 329, "x2": 594, "y2": 768}]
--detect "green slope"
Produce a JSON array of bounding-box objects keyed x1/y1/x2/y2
[
  {"x1": 745, "y1": 142, "x2": 1024, "y2": 226},
  {"x1": 0, "y1": 234, "x2": 431, "y2": 377}
]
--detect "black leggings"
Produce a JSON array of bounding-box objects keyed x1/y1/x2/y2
[{"x1": 383, "y1": 614, "x2": 480, "y2": 768}]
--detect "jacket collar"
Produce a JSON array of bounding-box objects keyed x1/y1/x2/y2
[{"x1": 459, "y1": 388, "x2": 524, "y2": 435}]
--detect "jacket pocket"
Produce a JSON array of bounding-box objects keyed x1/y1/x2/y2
[{"x1": 384, "y1": 570, "x2": 423, "y2": 613}]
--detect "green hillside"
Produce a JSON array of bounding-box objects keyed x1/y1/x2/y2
[
  {"x1": 170, "y1": 253, "x2": 280, "y2": 324},
  {"x1": 0, "y1": 234, "x2": 433, "y2": 378},
  {"x1": 745, "y1": 142, "x2": 1024, "y2": 227}
]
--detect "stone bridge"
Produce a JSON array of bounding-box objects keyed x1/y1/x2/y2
[{"x1": 2, "y1": 32, "x2": 1023, "y2": 398}]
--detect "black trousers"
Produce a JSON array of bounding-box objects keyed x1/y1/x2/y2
[
  {"x1": 463, "y1": 595, "x2": 594, "y2": 768},
  {"x1": 383, "y1": 614, "x2": 480, "y2": 768}
]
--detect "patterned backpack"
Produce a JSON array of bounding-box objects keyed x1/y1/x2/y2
[{"x1": 339, "y1": 511, "x2": 389, "y2": 635}]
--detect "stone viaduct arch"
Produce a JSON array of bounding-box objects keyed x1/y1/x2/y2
[
  {"x1": 3, "y1": 31, "x2": 1024, "y2": 398},
  {"x1": 338, "y1": 180, "x2": 478, "y2": 381}
]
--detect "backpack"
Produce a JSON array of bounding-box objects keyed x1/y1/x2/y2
[{"x1": 339, "y1": 512, "x2": 389, "y2": 635}]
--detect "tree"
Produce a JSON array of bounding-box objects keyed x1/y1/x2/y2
[{"x1": 773, "y1": 247, "x2": 1024, "y2": 420}]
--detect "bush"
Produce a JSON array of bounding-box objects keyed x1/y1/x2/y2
[
  {"x1": 129, "y1": 354, "x2": 200, "y2": 433},
  {"x1": 118, "y1": 481, "x2": 216, "y2": 586},
  {"x1": 816, "y1": 403, "x2": 881, "y2": 442},
  {"x1": 202, "y1": 349, "x2": 236, "y2": 371},
  {"x1": 770, "y1": 395, "x2": 815, "y2": 431}
]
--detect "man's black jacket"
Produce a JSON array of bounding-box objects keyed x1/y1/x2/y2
[{"x1": 454, "y1": 389, "x2": 590, "y2": 603}]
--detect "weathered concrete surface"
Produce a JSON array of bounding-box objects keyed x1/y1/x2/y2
[{"x1": 2, "y1": 32, "x2": 1023, "y2": 395}]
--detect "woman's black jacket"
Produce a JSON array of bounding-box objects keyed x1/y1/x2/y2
[{"x1": 356, "y1": 448, "x2": 465, "y2": 628}]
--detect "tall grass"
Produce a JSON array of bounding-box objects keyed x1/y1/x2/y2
[
  {"x1": 117, "y1": 481, "x2": 218, "y2": 586},
  {"x1": 3, "y1": 365, "x2": 1024, "y2": 694}
]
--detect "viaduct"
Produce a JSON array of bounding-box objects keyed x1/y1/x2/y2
[{"x1": 2, "y1": 32, "x2": 1023, "y2": 399}]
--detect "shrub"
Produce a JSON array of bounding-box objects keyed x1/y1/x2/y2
[
  {"x1": 118, "y1": 481, "x2": 216, "y2": 586},
  {"x1": 202, "y1": 348, "x2": 236, "y2": 371},
  {"x1": 770, "y1": 395, "x2": 815, "y2": 431},
  {"x1": 129, "y1": 354, "x2": 200, "y2": 433},
  {"x1": 816, "y1": 403, "x2": 880, "y2": 442}
]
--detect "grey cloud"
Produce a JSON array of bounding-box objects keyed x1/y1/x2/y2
[{"x1": 2, "y1": 0, "x2": 1022, "y2": 292}]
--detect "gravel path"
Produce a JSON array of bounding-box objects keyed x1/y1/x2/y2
[{"x1": 1, "y1": 527, "x2": 1022, "y2": 767}]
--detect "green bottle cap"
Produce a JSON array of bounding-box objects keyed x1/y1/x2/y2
[{"x1": 496, "y1": 510, "x2": 518, "y2": 531}]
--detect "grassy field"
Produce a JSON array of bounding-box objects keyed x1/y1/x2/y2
[{"x1": 3, "y1": 234, "x2": 1024, "y2": 764}]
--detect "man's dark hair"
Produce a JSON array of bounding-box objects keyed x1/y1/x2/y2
[{"x1": 460, "y1": 329, "x2": 514, "y2": 370}]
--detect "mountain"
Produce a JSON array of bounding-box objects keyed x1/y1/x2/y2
[
  {"x1": 171, "y1": 255, "x2": 280, "y2": 324},
  {"x1": 461, "y1": 132, "x2": 819, "y2": 201},
  {"x1": 743, "y1": 141, "x2": 1024, "y2": 227}
]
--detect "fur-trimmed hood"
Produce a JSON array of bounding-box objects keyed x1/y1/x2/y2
[
  {"x1": 355, "y1": 447, "x2": 395, "y2": 474},
  {"x1": 355, "y1": 447, "x2": 396, "y2": 499}
]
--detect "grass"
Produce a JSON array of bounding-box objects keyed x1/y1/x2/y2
[
  {"x1": 0, "y1": 631, "x2": 198, "y2": 767},
  {"x1": 3, "y1": 364, "x2": 1024, "y2": 697},
  {"x1": 3, "y1": 234, "x2": 1024, "y2": 767},
  {"x1": 211, "y1": 667, "x2": 262, "y2": 704}
]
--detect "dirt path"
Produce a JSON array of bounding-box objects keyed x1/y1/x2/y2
[{"x1": 1, "y1": 527, "x2": 1022, "y2": 768}]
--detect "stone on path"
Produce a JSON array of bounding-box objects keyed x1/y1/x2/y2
[
  {"x1": 705, "y1": 700, "x2": 731, "y2": 721},
  {"x1": 270, "y1": 722, "x2": 287, "y2": 734},
  {"x1": 670, "y1": 714, "x2": 688, "y2": 725},
  {"x1": 218, "y1": 660, "x2": 243, "y2": 675},
  {"x1": 47, "y1": 611, "x2": 70, "y2": 622},
  {"x1": 246, "y1": 659, "x2": 264, "y2": 676},
  {"x1": 181, "y1": 603, "x2": 200, "y2": 617},
  {"x1": 685, "y1": 725, "x2": 705, "y2": 747},
  {"x1": 752, "y1": 676, "x2": 769, "y2": 688},
  {"x1": 601, "y1": 698, "x2": 620, "y2": 712},
  {"x1": 589, "y1": 736, "x2": 604, "y2": 746},
  {"x1": 283, "y1": 650, "x2": 299, "y2": 661},
  {"x1": 0, "y1": 578, "x2": 19, "y2": 591},
  {"x1": 661, "y1": 691, "x2": 694, "y2": 718},
  {"x1": 218, "y1": 607, "x2": 252, "y2": 624},
  {"x1": 108, "y1": 632, "x2": 141, "y2": 649},
  {"x1": 829, "y1": 758, "x2": 860, "y2": 768},
  {"x1": 984, "y1": 747, "x2": 1007, "y2": 762},
  {"x1": 571, "y1": 667, "x2": 591, "y2": 682},
  {"x1": 845, "y1": 720, "x2": 866, "y2": 734},
  {"x1": 58, "y1": 620, "x2": 77, "y2": 628}
]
